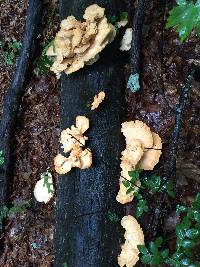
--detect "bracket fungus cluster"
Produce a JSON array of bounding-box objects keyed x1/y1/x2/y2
[
  {"x1": 117, "y1": 121, "x2": 162, "y2": 266},
  {"x1": 116, "y1": 120, "x2": 162, "y2": 205},
  {"x1": 46, "y1": 4, "x2": 116, "y2": 77},
  {"x1": 54, "y1": 116, "x2": 92, "y2": 174},
  {"x1": 118, "y1": 215, "x2": 144, "y2": 267}
]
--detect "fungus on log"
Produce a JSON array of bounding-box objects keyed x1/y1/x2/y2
[
  {"x1": 54, "y1": 1, "x2": 125, "y2": 266},
  {"x1": 0, "y1": 0, "x2": 42, "y2": 207}
]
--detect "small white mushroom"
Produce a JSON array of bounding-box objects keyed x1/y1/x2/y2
[
  {"x1": 120, "y1": 28, "x2": 132, "y2": 51},
  {"x1": 34, "y1": 172, "x2": 54, "y2": 203}
]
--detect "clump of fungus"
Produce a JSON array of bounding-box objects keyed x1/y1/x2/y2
[
  {"x1": 118, "y1": 215, "x2": 144, "y2": 267},
  {"x1": 46, "y1": 4, "x2": 116, "y2": 77},
  {"x1": 54, "y1": 116, "x2": 92, "y2": 174},
  {"x1": 91, "y1": 91, "x2": 105, "y2": 110},
  {"x1": 116, "y1": 120, "x2": 162, "y2": 204}
]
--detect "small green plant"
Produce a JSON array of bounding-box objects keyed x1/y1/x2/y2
[
  {"x1": 0, "y1": 201, "x2": 31, "y2": 229},
  {"x1": 123, "y1": 171, "x2": 175, "y2": 218},
  {"x1": 138, "y1": 237, "x2": 169, "y2": 266},
  {"x1": 143, "y1": 175, "x2": 175, "y2": 198},
  {"x1": 4, "y1": 40, "x2": 22, "y2": 66},
  {"x1": 35, "y1": 39, "x2": 54, "y2": 76},
  {"x1": 167, "y1": 0, "x2": 200, "y2": 43},
  {"x1": 123, "y1": 170, "x2": 140, "y2": 194},
  {"x1": 42, "y1": 170, "x2": 53, "y2": 194},
  {"x1": 0, "y1": 150, "x2": 4, "y2": 166},
  {"x1": 138, "y1": 193, "x2": 200, "y2": 266},
  {"x1": 135, "y1": 193, "x2": 149, "y2": 218},
  {"x1": 108, "y1": 11, "x2": 128, "y2": 32}
]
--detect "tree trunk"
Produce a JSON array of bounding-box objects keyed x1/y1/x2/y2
[{"x1": 54, "y1": 1, "x2": 125, "y2": 266}]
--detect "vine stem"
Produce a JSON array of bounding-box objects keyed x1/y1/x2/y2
[{"x1": 150, "y1": 70, "x2": 195, "y2": 236}]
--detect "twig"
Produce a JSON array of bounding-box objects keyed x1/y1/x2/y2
[
  {"x1": 68, "y1": 134, "x2": 91, "y2": 153},
  {"x1": 150, "y1": 70, "x2": 194, "y2": 236},
  {"x1": 0, "y1": 0, "x2": 43, "y2": 206}
]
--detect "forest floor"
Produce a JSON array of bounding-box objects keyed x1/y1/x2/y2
[{"x1": 0, "y1": 0, "x2": 200, "y2": 266}]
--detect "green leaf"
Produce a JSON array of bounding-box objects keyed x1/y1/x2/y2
[
  {"x1": 176, "y1": 0, "x2": 187, "y2": 5},
  {"x1": 186, "y1": 229, "x2": 200, "y2": 239},
  {"x1": 128, "y1": 170, "x2": 140, "y2": 182},
  {"x1": 176, "y1": 204, "x2": 188, "y2": 215},
  {"x1": 136, "y1": 198, "x2": 149, "y2": 218},
  {"x1": 193, "y1": 193, "x2": 200, "y2": 210},
  {"x1": 138, "y1": 245, "x2": 149, "y2": 254},
  {"x1": 123, "y1": 180, "x2": 130, "y2": 188},
  {"x1": 150, "y1": 241, "x2": 158, "y2": 254},
  {"x1": 155, "y1": 237, "x2": 164, "y2": 247},
  {"x1": 167, "y1": 1, "x2": 200, "y2": 43},
  {"x1": 193, "y1": 210, "x2": 200, "y2": 222},
  {"x1": 143, "y1": 175, "x2": 161, "y2": 193},
  {"x1": 0, "y1": 150, "x2": 4, "y2": 166},
  {"x1": 35, "y1": 39, "x2": 54, "y2": 76},
  {"x1": 42, "y1": 171, "x2": 53, "y2": 194},
  {"x1": 141, "y1": 254, "x2": 152, "y2": 264},
  {"x1": 126, "y1": 187, "x2": 134, "y2": 194},
  {"x1": 182, "y1": 239, "x2": 195, "y2": 249},
  {"x1": 119, "y1": 11, "x2": 128, "y2": 21},
  {"x1": 180, "y1": 258, "x2": 192, "y2": 266},
  {"x1": 151, "y1": 255, "x2": 163, "y2": 266},
  {"x1": 4, "y1": 40, "x2": 22, "y2": 66},
  {"x1": 108, "y1": 15, "x2": 117, "y2": 24},
  {"x1": 162, "y1": 249, "x2": 169, "y2": 258}
]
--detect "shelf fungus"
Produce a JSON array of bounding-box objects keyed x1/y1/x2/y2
[
  {"x1": 116, "y1": 120, "x2": 162, "y2": 204},
  {"x1": 54, "y1": 116, "x2": 92, "y2": 174},
  {"x1": 91, "y1": 91, "x2": 105, "y2": 110},
  {"x1": 118, "y1": 215, "x2": 144, "y2": 267},
  {"x1": 46, "y1": 4, "x2": 116, "y2": 77}
]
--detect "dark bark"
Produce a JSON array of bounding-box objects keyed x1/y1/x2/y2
[
  {"x1": 0, "y1": 0, "x2": 43, "y2": 206},
  {"x1": 54, "y1": 1, "x2": 125, "y2": 266},
  {"x1": 130, "y1": 0, "x2": 149, "y2": 75}
]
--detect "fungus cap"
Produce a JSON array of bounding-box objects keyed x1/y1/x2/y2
[{"x1": 138, "y1": 132, "x2": 162, "y2": 170}]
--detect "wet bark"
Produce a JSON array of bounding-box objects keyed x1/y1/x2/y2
[
  {"x1": 0, "y1": 0, "x2": 43, "y2": 206},
  {"x1": 130, "y1": 0, "x2": 149, "y2": 75},
  {"x1": 54, "y1": 1, "x2": 125, "y2": 266}
]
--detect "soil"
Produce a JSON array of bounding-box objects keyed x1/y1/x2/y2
[{"x1": 0, "y1": 0, "x2": 200, "y2": 266}]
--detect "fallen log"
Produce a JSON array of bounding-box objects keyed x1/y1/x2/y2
[
  {"x1": 0, "y1": 0, "x2": 43, "y2": 206},
  {"x1": 54, "y1": 1, "x2": 125, "y2": 266}
]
